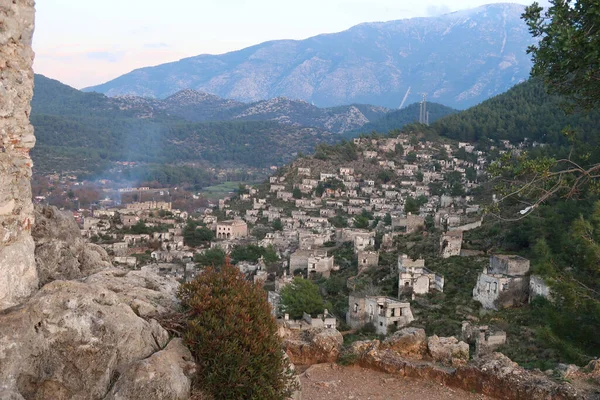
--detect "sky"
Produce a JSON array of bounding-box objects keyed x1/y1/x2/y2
[{"x1": 33, "y1": 0, "x2": 547, "y2": 89}]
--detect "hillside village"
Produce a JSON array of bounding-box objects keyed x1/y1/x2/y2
[{"x1": 76, "y1": 131, "x2": 554, "y2": 362}]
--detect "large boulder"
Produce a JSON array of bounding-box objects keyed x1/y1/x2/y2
[
  {"x1": 284, "y1": 328, "x2": 343, "y2": 365},
  {"x1": 105, "y1": 338, "x2": 196, "y2": 400},
  {"x1": 381, "y1": 327, "x2": 428, "y2": 359},
  {"x1": 32, "y1": 205, "x2": 111, "y2": 285},
  {"x1": 0, "y1": 279, "x2": 170, "y2": 399},
  {"x1": 84, "y1": 268, "x2": 180, "y2": 318},
  {"x1": 427, "y1": 335, "x2": 470, "y2": 367}
]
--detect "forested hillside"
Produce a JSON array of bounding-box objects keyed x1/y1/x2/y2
[
  {"x1": 30, "y1": 75, "x2": 334, "y2": 176},
  {"x1": 432, "y1": 79, "x2": 600, "y2": 146},
  {"x1": 349, "y1": 102, "x2": 458, "y2": 137},
  {"x1": 419, "y1": 78, "x2": 600, "y2": 366}
]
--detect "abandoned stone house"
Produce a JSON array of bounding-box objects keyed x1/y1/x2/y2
[
  {"x1": 461, "y1": 322, "x2": 507, "y2": 357},
  {"x1": 278, "y1": 310, "x2": 337, "y2": 330},
  {"x1": 397, "y1": 254, "x2": 444, "y2": 295},
  {"x1": 357, "y1": 250, "x2": 379, "y2": 271},
  {"x1": 440, "y1": 230, "x2": 463, "y2": 258},
  {"x1": 297, "y1": 167, "x2": 311, "y2": 176},
  {"x1": 320, "y1": 208, "x2": 336, "y2": 218},
  {"x1": 289, "y1": 249, "x2": 327, "y2": 272},
  {"x1": 392, "y1": 214, "x2": 426, "y2": 234},
  {"x1": 347, "y1": 295, "x2": 414, "y2": 336},
  {"x1": 125, "y1": 201, "x2": 172, "y2": 211},
  {"x1": 529, "y1": 274, "x2": 552, "y2": 303},
  {"x1": 270, "y1": 184, "x2": 286, "y2": 193},
  {"x1": 277, "y1": 191, "x2": 293, "y2": 201},
  {"x1": 121, "y1": 215, "x2": 140, "y2": 227},
  {"x1": 299, "y1": 232, "x2": 331, "y2": 250},
  {"x1": 307, "y1": 254, "x2": 335, "y2": 278},
  {"x1": 473, "y1": 255, "x2": 530, "y2": 310},
  {"x1": 216, "y1": 219, "x2": 248, "y2": 239}
]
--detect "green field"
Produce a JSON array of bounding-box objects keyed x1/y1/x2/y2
[{"x1": 201, "y1": 181, "x2": 258, "y2": 200}]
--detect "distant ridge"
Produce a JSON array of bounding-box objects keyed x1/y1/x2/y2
[{"x1": 85, "y1": 3, "x2": 534, "y2": 109}]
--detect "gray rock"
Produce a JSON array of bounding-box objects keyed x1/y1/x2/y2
[
  {"x1": 106, "y1": 339, "x2": 196, "y2": 400},
  {"x1": 32, "y1": 205, "x2": 111, "y2": 285},
  {"x1": 0, "y1": 279, "x2": 169, "y2": 399},
  {"x1": 381, "y1": 327, "x2": 428, "y2": 359},
  {"x1": 427, "y1": 335, "x2": 470, "y2": 367},
  {"x1": 84, "y1": 268, "x2": 180, "y2": 318}
]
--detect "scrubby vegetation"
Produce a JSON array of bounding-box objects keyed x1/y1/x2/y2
[{"x1": 179, "y1": 264, "x2": 298, "y2": 399}]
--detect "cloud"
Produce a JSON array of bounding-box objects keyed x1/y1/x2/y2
[
  {"x1": 85, "y1": 51, "x2": 125, "y2": 63},
  {"x1": 426, "y1": 4, "x2": 452, "y2": 16}
]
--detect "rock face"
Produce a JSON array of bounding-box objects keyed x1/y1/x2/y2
[
  {"x1": 106, "y1": 338, "x2": 196, "y2": 400},
  {"x1": 284, "y1": 328, "x2": 343, "y2": 365},
  {"x1": 381, "y1": 327, "x2": 428, "y2": 359},
  {"x1": 32, "y1": 205, "x2": 111, "y2": 285},
  {"x1": 349, "y1": 340, "x2": 589, "y2": 399},
  {"x1": 0, "y1": 279, "x2": 172, "y2": 399},
  {"x1": 427, "y1": 335, "x2": 470, "y2": 367},
  {"x1": 0, "y1": 0, "x2": 38, "y2": 311},
  {"x1": 84, "y1": 268, "x2": 180, "y2": 318}
]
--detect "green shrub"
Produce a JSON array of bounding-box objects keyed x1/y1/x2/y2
[{"x1": 179, "y1": 264, "x2": 298, "y2": 399}]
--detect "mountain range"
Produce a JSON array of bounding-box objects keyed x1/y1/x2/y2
[
  {"x1": 30, "y1": 74, "x2": 453, "y2": 175},
  {"x1": 85, "y1": 3, "x2": 534, "y2": 109}
]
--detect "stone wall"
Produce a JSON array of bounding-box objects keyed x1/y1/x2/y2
[{"x1": 0, "y1": 0, "x2": 38, "y2": 310}]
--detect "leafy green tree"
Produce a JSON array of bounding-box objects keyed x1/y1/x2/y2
[
  {"x1": 263, "y1": 245, "x2": 280, "y2": 264},
  {"x1": 395, "y1": 143, "x2": 404, "y2": 156},
  {"x1": 280, "y1": 277, "x2": 326, "y2": 319},
  {"x1": 130, "y1": 220, "x2": 150, "y2": 234},
  {"x1": 328, "y1": 215, "x2": 348, "y2": 228},
  {"x1": 404, "y1": 197, "x2": 420, "y2": 215},
  {"x1": 522, "y1": 0, "x2": 600, "y2": 110},
  {"x1": 406, "y1": 151, "x2": 418, "y2": 163},
  {"x1": 450, "y1": 182, "x2": 466, "y2": 197},
  {"x1": 465, "y1": 167, "x2": 477, "y2": 182},
  {"x1": 179, "y1": 264, "x2": 298, "y2": 399},
  {"x1": 383, "y1": 213, "x2": 392, "y2": 226},
  {"x1": 195, "y1": 247, "x2": 226, "y2": 268},
  {"x1": 415, "y1": 171, "x2": 424, "y2": 182},
  {"x1": 377, "y1": 170, "x2": 393, "y2": 184},
  {"x1": 315, "y1": 183, "x2": 325, "y2": 197},
  {"x1": 183, "y1": 221, "x2": 214, "y2": 247},
  {"x1": 231, "y1": 244, "x2": 265, "y2": 264},
  {"x1": 292, "y1": 187, "x2": 302, "y2": 199},
  {"x1": 354, "y1": 215, "x2": 370, "y2": 229},
  {"x1": 272, "y1": 218, "x2": 283, "y2": 231}
]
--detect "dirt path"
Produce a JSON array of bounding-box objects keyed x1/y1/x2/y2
[{"x1": 300, "y1": 364, "x2": 491, "y2": 400}]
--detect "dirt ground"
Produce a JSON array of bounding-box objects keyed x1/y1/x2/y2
[{"x1": 299, "y1": 364, "x2": 491, "y2": 400}]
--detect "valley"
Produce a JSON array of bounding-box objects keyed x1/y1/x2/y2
[{"x1": 1, "y1": 1, "x2": 599, "y2": 399}]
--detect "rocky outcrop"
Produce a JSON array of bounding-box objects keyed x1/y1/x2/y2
[
  {"x1": 0, "y1": 0, "x2": 38, "y2": 311},
  {"x1": 105, "y1": 338, "x2": 196, "y2": 400},
  {"x1": 427, "y1": 335, "x2": 470, "y2": 367},
  {"x1": 349, "y1": 339, "x2": 591, "y2": 399},
  {"x1": 32, "y1": 205, "x2": 111, "y2": 285},
  {"x1": 381, "y1": 327, "x2": 428, "y2": 359},
  {"x1": 0, "y1": 275, "x2": 186, "y2": 400},
  {"x1": 84, "y1": 268, "x2": 180, "y2": 318},
  {"x1": 284, "y1": 328, "x2": 343, "y2": 365}
]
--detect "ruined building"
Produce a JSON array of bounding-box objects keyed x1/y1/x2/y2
[
  {"x1": 216, "y1": 219, "x2": 248, "y2": 239},
  {"x1": 397, "y1": 254, "x2": 444, "y2": 295},
  {"x1": 347, "y1": 295, "x2": 414, "y2": 335},
  {"x1": 0, "y1": 0, "x2": 38, "y2": 310},
  {"x1": 473, "y1": 255, "x2": 530, "y2": 310}
]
